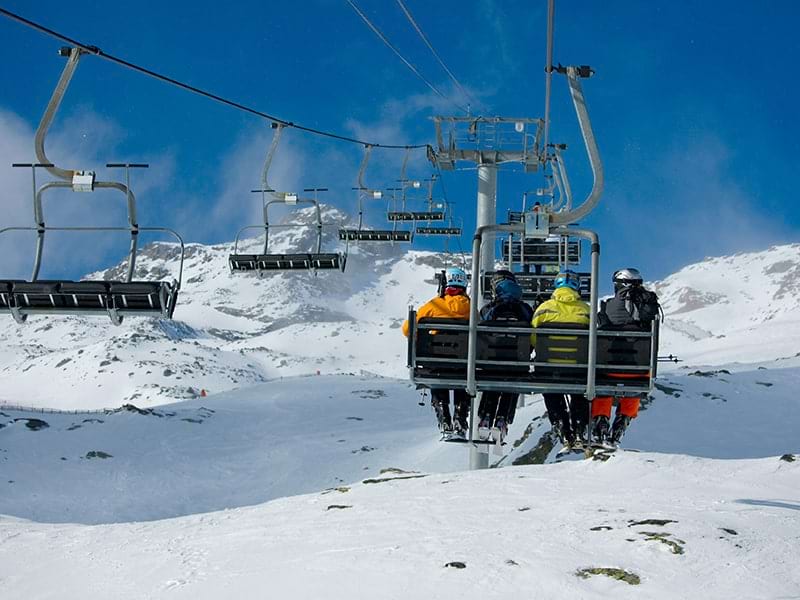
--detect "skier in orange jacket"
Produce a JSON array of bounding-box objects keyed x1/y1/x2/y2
[{"x1": 403, "y1": 267, "x2": 470, "y2": 436}]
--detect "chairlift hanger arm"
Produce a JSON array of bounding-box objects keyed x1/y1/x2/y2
[
  {"x1": 552, "y1": 147, "x2": 573, "y2": 211},
  {"x1": 35, "y1": 46, "x2": 82, "y2": 181},
  {"x1": 548, "y1": 65, "x2": 603, "y2": 226},
  {"x1": 357, "y1": 145, "x2": 373, "y2": 192},
  {"x1": 261, "y1": 123, "x2": 285, "y2": 199}
]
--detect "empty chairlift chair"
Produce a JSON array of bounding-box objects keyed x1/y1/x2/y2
[
  {"x1": 338, "y1": 145, "x2": 413, "y2": 243},
  {"x1": 386, "y1": 173, "x2": 445, "y2": 223},
  {"x1": 0, "y1": 163, "x2": 184, "y2": 326},
  {"x1": 484, "y1": 235, "x2": 590, "y2": 304},
  {"x1": 0, "y1": 48, "x2": 183, "y2": 326},
  {"x1": 229, "y1": 192, "x2": 345, "y2": 274},
  {"x1": 227, "y1": 123, "x2": 345, "y2": 274}
]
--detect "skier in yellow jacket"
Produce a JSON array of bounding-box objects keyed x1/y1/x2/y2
[
  {"x1": 531, "y1": 270, "x2": 591, "y2": 447},
  {"x1": 403, "y1": 267, "x2": 471, "y2": 436}
]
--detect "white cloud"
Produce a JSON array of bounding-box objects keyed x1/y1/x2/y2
[
  {"x1": 608, "y1": 133, "x2": 795, "y2": 276},
  {"x1": 0, "y1": 106, "x2": 178, "y2": 279}
]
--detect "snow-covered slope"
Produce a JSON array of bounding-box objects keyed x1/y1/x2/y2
[
  {"x1": 2, "y1": 366, "x2": 797, "y2": 524},
  {"x1": 1, "y1": 450, "x2": 798, "y2": 599},
  {"x1": 2, "y1": 239, "x2": 800, "y2": 598}
]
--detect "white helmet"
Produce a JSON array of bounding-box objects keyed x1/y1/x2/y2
[
  {"x1": 445, "y1": 267, "x2": 468, "y2": 289},
  {"x1": 613, "y1": 268, "x2": 643, "y2": 290}
]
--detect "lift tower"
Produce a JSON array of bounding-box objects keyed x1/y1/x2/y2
[{"x1": 428, "y1": 117, "x2": 543, "y2": 469}]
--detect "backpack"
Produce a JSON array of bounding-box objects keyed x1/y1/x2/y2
[
  {"x1": 481, "y1": 299, "x2": 534, "y2": 323},
  {"x1": 627, "y1": 288, "x2": 663, "y2": 323}
]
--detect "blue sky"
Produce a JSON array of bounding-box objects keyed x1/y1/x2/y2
[{"x1": 0, "y1": 0, "x2": 798, "y2": 288}]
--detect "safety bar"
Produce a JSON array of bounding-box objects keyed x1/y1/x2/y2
[{"x1": 0, "y1": 225, "x2": 186, "y2": 287}]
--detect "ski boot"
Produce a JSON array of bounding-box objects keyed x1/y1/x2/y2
[
  {"x1": 591, "y1": 415, "x2": 610, "y2": 445},
  {"x1": 453, "y1": 403, "x2": 469, "y2": 440},
  {"x1": 610, "y1": 415, "x2": 631, "y2": 444},
  {"x1": 571, "y1": 420, "x2": 589, "y2": 450},
  {"x1": 433, "y1": 399, "x2": 452, "y2": 434},
  {"x1": 493, "y1": 417, "x2": 508, "y2": 442},
  {"x1": 477, "y1": 415, "x2": 492, "y2": 440},
  {"x1": 450, "y1": 417, "x2": 467, "y2": 440},
  {"x1": 550, "y1": 420, "x2": 566, "y2": 445}
]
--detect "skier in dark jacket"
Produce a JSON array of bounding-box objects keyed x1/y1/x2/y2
[
  {"x1": 592, "y1": 267, "x2": 658, "y2": 444},
  {"x1": 477, "y1": 271, "x2": 534, "y2": 441}
]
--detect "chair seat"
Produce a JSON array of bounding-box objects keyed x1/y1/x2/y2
[
  {"x1": 60, "y1": 281, "x2": 111, "y2": 294},
  {"x1": 230, "y1": 253, "x2": 342, "y2": 271},
  {"x1": 109, "y1": 281, "x2": 166, "y2": 295},
  {"x1": 339, "y1": 229, "x2": 412, "y2": 242}
]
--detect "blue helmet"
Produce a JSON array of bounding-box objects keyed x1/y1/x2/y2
[
  {"x1": 494, "y1": 278, "x2": 523, "y2": 300},
  {"x1": 554, "y1": 269, "x2": 581, "y2": 292},
  {"x1": 445, "y1": 267, "x2": 468, "y2": 289}
]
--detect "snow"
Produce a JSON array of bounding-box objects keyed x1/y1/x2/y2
[
  {"x1": 1, "y1": 237, "x2": 800, "y2": 598},
  {"x1": 1, "y1": 453, "x2": 798, "y2": 599}
]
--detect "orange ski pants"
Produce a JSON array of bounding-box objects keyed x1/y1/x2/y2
[{"x1": 591, "y1": 396, "x2": 640, "y2": 419}]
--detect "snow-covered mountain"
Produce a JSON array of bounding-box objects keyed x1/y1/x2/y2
[
  {"x1": 3, "y1": 208, "x2": 799, "y2": 411},
  {"x1": 655, "y1": 243, "x2": 800, "y2": 366},
  {"x1": 0, "y1": 205, "x2": 457, "y2": 409}
]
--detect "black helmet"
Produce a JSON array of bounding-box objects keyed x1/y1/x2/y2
[
  {"x1": 613, "y1": 268, "x2": 643, "y2": 291},
  {"x1": 490, "y1": 270, "x2": 517, "y2": 293}
]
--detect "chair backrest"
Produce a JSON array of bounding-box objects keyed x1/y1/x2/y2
[
  {"x1": 597, "y1": 331, "x2": 651, "y2": 366},
  {"x1": 415, "y1": 318, "x2": 469, "y2": 371},
  {"x1": 596, "y1": 325, "x2": 654, "y2": 384},
  {"x1": 476, "y1": 320, "x2": 531, "y2": 372},
  {"x1": 533, "y1": 323, "x2": 589, "y2": 380}
]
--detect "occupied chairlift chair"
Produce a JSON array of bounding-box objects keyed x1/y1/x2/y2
[
  {"x1": 413, "y1": 66, "x2": 642, "y2": 444},
  {"x1": 228, "y1": 123, "x2": 345, "y2": 274},
  {"x1": 338, "y1": 145, "x2": 413, "y2": 243},
  {"x1": 0, "y1": 47, "x2": 184, "y2": 326}
]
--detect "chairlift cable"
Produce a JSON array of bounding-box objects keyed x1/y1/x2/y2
[
  {"x1": 542, "y1": 0, "x2": 556, "y2": 155},
  {"x1": 394, "y1": 0, "x2": 478, "y2": 110},
  {"x1": 0, "y1": 6, "x2": 428, "y2": 151},
  {"x1": 345, "y1": 0, "x2": 468, "y2": 114}
]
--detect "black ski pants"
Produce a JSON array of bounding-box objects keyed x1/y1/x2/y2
[
  {"x1": 431, "y1": 388, "x2": 470, "y2": 422},
  {"x1": 478, "y1": 391, "x2": 519, "y2": 424},
  {"x1": 543, "y1": 393, "x2": 589, "y2": 436}
]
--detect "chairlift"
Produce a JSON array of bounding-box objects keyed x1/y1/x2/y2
[
  {"x1": 338, "y1": 145, "x2": 413, "y2": 243},
  {"x1": 415, "y1": 201, "x2": 462, "y2": 237},
  {"x1": 411, "y1": 62, "x2": 631, "y2": 454},
  {"x1": 0, "y1": 47, "x2": 184, "y2": 326},
  {"x1": 386, "y1": 162, "x2": 446, "y2": 222},
  {"x1": 229, "y1": 124, "x2": 345, "y2": 274}
]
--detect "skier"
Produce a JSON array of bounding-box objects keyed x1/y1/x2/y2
[
  {"x1": 531, "y1": 270, "x2": 591, "y2": 448},
  {"x1": 477, "y1": 270, "x2": 534, "y2": 440},
  {"x1": 591, "y1": 267, "x2": 660, "y2": 445},
  {"x1": 403, "y1": 266, "x2": 471, "y2": 437}
]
